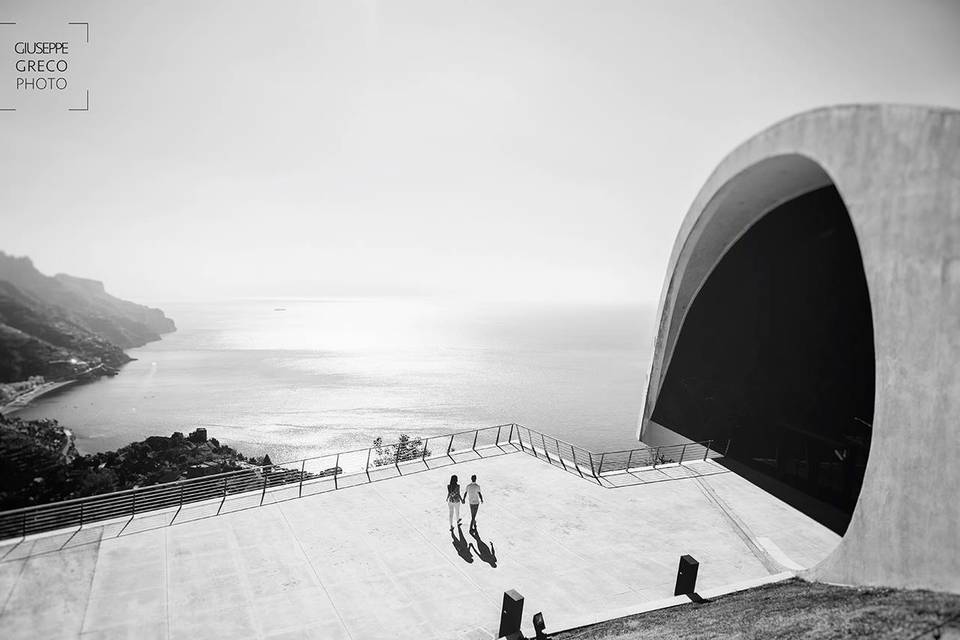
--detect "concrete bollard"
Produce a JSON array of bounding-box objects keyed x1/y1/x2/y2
[
  {"x1": 498, "y1": 589, "x2": 524, "y2": 639},
  {"x1": 674, "y1": 554, "x2": 699, "y2": 596}
]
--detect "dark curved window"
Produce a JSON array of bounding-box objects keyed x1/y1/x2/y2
[{"x1": 652, "y1": 186, "x2": 874, "y2": 534}]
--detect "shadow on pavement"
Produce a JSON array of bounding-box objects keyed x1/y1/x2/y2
[
  {"x1": 469, "y1": 527, "x2": 497, "y2": 568},
  {"x1": 451, "y1": 525, "x2": 474, "y2": 563}
]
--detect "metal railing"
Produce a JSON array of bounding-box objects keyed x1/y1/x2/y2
[
  {"x1": 0, "y1": 423, "x2": 729, "y2": 540},
  {"x1": 0, "y1": 423, "x2": 517, "y2": 540},
  {"x1": 506, "y1": 424, "x2": 729, "y2": 481}
]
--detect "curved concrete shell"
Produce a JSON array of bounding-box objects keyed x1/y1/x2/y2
[{"x1": 639, "y1": 104, "x2": 960, "y2": 594}]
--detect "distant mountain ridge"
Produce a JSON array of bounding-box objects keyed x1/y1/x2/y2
[{"x1": 0, "y1": 251, "x2": 176, "y2": 382}]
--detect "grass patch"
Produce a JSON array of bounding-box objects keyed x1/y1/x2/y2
[{"x1": 554, "y1": 578, "x2": 960, "y2": 640}]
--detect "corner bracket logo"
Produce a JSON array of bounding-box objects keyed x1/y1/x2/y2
[{"x1": 0, "y1": 21, "x2": 90, "y2": 112}]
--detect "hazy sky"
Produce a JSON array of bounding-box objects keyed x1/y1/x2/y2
[{"x1": 1, "y1": 1, "x2": 959, "y2": 304}]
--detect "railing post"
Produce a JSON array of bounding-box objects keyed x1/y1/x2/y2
[
  {"x1": 507, "y1": 423, "x2": 514, "y2": 445},
  {"x1": 542, "y1": 434, "x2": 552, "y2": 463},
  {"x1": 472, "y1": 429, "x2": 479, "y2": 452},
  {"x1": 555, "y1": 441, "x2": 567, "y2": 471},
  {"x1": 422, "y1": 437, "x2": 430, "y2": 463},
  {"x1": 299, "y1": 460, "x2": 305, "y2": 498},
  {"x1": 724, "y1": 439, "x2": 731, "y2": 457},
  {"x1": 571, "y1": 445, "x2": 583, "y2": 477},
  {"x1": 679, "y1": 444, "x2": 687, "y2": 464},
  {"x1": 588, "y1": 452, "x2": 597, "y2": 478},
  {"x1": 598, "y1": 453, "x2": 605, "y2": 475},
  {"x1": 174, "y1": 483, "x2": 185, "y2": 521},
  {"x1": 626, "y1": 449, "x2": 634, "y2": 471},
  {"x1": 495, "y1": 425, "x2": 502, "y2": 447},
  {"x1": 218, "y1": 477, "x2": 228, "y2": 515},
  {"x1": 334, "y1": 453, "x2": 341, "y2": 490},
  {"x1": 260, "y1": 470, "x2": 268, "y2": 506},
  {"x1": 394, "y1": 445, "x2": 401, "y2": 474},
  {"x1": 22, "y1": 511, "x2": 27, "y2": 538},
  {"x1": 517, "y1": 428, "x2": 526, "y2": 452},
  {"x1": 132, "y1": 491, "x2": 137, "y2": 516},
  {"x1": 79, "y1": 503, "x2": 84, "y2": 528},
  {"x1": 447, "y1": 436, "x2": 454, "y2": 461},
  {"x1": 704, "y1": 440, "x2": 713, "y2": 461},
  {"x1": 366, "y1": 447, "x2": 372, "y2": 481}
]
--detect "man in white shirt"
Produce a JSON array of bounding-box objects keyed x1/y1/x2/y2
[{"x1": 463, "y1": 474, "x2": 484, "y2": 532}]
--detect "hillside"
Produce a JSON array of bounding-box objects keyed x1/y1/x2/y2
[
  {"x1": 0, "y1": 252, "x2": 175, "y2": 383},
  {"x1": 0, "y1": 415, "x2": 261, "y2": 509}
]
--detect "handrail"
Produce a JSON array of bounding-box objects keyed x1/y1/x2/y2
[
  {"x1": 506, "y1": 423, "x2": 728, "y2": 479},
  {"x1": 0, "y1": 423, "x2": 520, "y2": 537},
  {"x1": 0, "y1": 422, "x2": 729, "y2": 540}
]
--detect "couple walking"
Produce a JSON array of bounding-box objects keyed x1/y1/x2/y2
[{"x1": 446, "y1": 474, "x2": 483, "y2": 532}]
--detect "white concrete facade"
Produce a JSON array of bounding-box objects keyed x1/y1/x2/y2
[{"x1": 639, "y1": 105, "x2": 960, "y2": 594}]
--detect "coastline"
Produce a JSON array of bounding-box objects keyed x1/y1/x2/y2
[{"x1": 0, "y1": 380, "x2": 78, "y2": 417}]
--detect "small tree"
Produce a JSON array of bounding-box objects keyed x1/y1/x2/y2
[{"x1": 372, "y1": 434, "x2": 430, "y2": 466}]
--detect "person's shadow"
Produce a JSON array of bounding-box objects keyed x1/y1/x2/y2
[
  {"x1": 451, "y1": 526, "x2": 474, "y2": 563},
  {"x1": 469, "y1": 528, "x2": 497, "y2": 568}
]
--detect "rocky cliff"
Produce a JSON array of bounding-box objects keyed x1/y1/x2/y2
[{"x1": 0, "y1": 251, "x2": 176, "y2": 382}]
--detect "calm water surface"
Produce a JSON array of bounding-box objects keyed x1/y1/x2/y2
[{"x1": 16, "y1": 299, "x2": 655, "y2": 461}]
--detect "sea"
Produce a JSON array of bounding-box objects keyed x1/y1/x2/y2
[{"x1": 13, "y1": 298, "x2": 655, "y2": 462}]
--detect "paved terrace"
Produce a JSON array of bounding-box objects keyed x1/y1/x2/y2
[{"x1": 0, "y1": 445, "x2": 838, "y2": 639}]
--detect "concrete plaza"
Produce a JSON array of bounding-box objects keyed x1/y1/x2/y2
[{"x1": 0, "y1": 447, "x2": 838, "y2": 639}]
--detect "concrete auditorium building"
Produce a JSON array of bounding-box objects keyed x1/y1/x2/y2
[{"x1": 639, "y1": 103, "x2": 960, "y2": 595}]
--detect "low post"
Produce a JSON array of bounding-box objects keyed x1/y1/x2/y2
[
  {"x1": 533, "y1": 612, "x2": 548, "y2": 640},
  {"x1": 334, "y1": 453, "x2": 341, "y2": 490},
  {"x1": 299, "y1": 460, "x2": 305, "y2": 497},
  {"x1": 674, "y1": 554, "x2": 699, "y2": 596},
  {"x1": 498, "y1": 589, "x2": 524, "y2": 640},
  {"x1": 704, "y1": 439, "x2": 713, "y2": 461}
]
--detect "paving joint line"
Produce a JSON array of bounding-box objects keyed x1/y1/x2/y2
[
  {"x1": 0, "y1": 539, "x2": 35, "y2": 616},
  {"x1": 693, "y1": 475, "x2": 782, "y2": 574},
  {"x1": 275, "y1": 501, "x2": 356, "y2": 640},
  {"x1": 75, "y1": 529, "x2": 106, "y2": 637}
]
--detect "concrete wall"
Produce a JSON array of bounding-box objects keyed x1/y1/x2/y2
[{"x1": 639, "y1": 105, "x2": 960, "y2": 594}]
